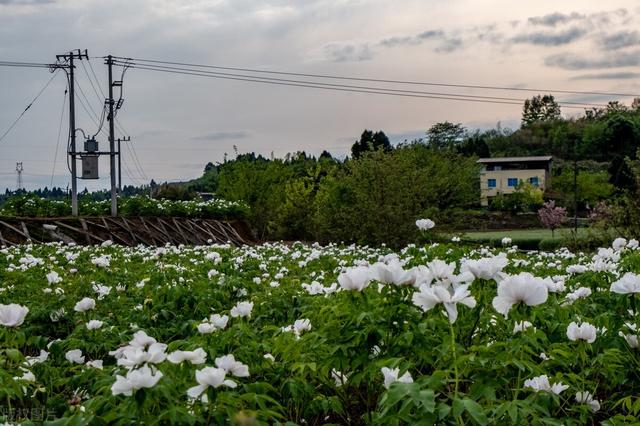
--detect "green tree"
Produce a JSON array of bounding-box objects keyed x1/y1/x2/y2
[
  {"x1": 426, "y1": 121, "x2": 466, "y2": 149},
  {"x1": 521, "y1": 95, "x2": 561, "y2": 128},
  {"x1": 314, "y1": 144, "x2": 479, "y2": 246},
  {"x1": 350, "y1": 130, "x2": 391, "y2": 158},
  {"x1": 552, "y1": 170, "x2": 614, "y2": 208}
]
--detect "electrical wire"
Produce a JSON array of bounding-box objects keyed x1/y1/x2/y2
[
  {"x1": 51, "y1": 87, "x2": 68, "y2": 187},
  {"x1": 112, "y1": 55, "x2": 640, "y2": 99},
  {"x1": 0, "y1": 61, "x2": 51, "y2": 69},
  {"x1": 80, "y1": 59, "x2": 105, "y2": 106},
  {"x1": 112, "y1": 59, "x2": 607, "y2": 108},
  {"x1": 0, "y1": 70, "x2": 59, "y2": 145},
  {"x1": 111, "y1": 61, "x2": 604, "y2": 109},
  {"x1": 127, "y1": 139, "x2": 149, "y2": 181},
  {"x1": 75, "y1": 76, "x2": 103, "y2": 126},
  {"x1": 87, "y1": 58, "x2": 107, "y2": 98}
]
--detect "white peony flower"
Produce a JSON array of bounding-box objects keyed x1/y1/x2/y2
[
  {"x1": 111, "y1": 365, "x2": 163, "y2": 396},
  {"x1": 197, "y1": 322, "x2": 216, "y2": 334},
  {"x1": 230, "y1": 301, "x2": 254, "y2": 318},
  {"x1": 380, "y1": 367, "x2": 413, "y2": 389},
  {"x1": 412, "y1": 283, "x2": 476, "y2": 323},
  {"x1": 566, "y1": 322, "x2": 597, "y2": 343},
  {"x1": 167, "y1": 348, "x2": 207, "y2": 365},
  {"x1": 263, "y1": 353, "x2": 275, "y2": 361},
  {"x1": 74, "y1": 297, "x2": 96, "y2": 313},
  {"x1": 86, "y1": 360, "x2": 104, "y2": 369},
  {"x1": 337, "y1": 266, "x2": 372, "y2": 291},
  {"x1": 610, "y1": 272, "x2": 640, "y2": 294},
  {"x1": 575, "y1": 391, "x2": 600, "y2": 412},
  {"x1": 612, "y1": 237, "x2": 627, "y2": 251},
  {"x1": 25, "y1": 350, "x2": 49, "y2": 366},
  {"x1": 524, "y1": 374, "x2": 568, "y2": 395},
  {"x1": 461, "y1": 255, "x2": 508, "y2": 281},
  {"x1": 415, "y1": 219, "x2": 435, "y2": 230},
  {"x1": 331, "y1": 369, "x2": 350, "y2": 387},
  {"x1": 513, "y1": 321, "x2": 533, "y2": 334},
  {"x1": 86, "y1": 320, "x2": 104, "y2": 330},
  {"x1": 186, "y1": 367, "x2": 237, "y2": 399},
  {"x1": 65, "y1": 349, "x2": 85, "y2": 364},
  {"x1": 371, "y1": 260, "x2": 414, "y2": 286},
  {"x1": 566, "y1": 265, "x2": 587, "y2": 274},
  {"x1": 501, "y1": 237, "x2": 512, "y2": 246},
  {"x1": 492, "y1": 273, "x2": 548, "y2": 317},
  {"x1": 0, "y1": 303, "x2": 29, "y2": 327},
  {"x1": 215, "y1": 354, "x2": 250, "y2": 377},
  {"x1": 46, "y1": 271, "x2": 62, "y2": 284}
]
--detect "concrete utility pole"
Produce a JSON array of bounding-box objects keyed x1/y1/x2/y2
[
  {"x1": 54, "y1": 49, "x2": 88, "y2": 216},
  {"x1": 106, "y1": 55, "x2": 118, "y2": 217},
  {"x1": 117, "y1": 137, "x2": 130, "y2": 193}
]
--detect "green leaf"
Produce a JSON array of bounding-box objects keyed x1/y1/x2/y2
[{"x1": 463, "y1": 398, "x2": 488, "y2": 425}]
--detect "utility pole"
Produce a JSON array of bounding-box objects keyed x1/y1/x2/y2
[
  {"x1": 15, "y1": 162, "x2": 23, "y2": 191},
  {"x1": 117, "y1": 136, "x2": 130, "y2": 193},
  {"x1": 106, "y1": 55, "x2": 118, "y2": 217},
  {"x1": 573, "y1": 139, "x2": 578, "y2": 234},
  {"x1": 53, "y1": 49, "x2": 87, "y2": 216}
]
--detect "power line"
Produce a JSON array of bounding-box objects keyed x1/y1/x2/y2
[
  {"x1": 87, "y1": 58, "x2": 107, "y2": 98},
  {"x1": 113, "y1": 60, "x2": 607, "y2": 107},
  {"x1": 51, "y1": 88, "x2": 68, "y2": 188},
  {"x1": 0, "y1": 70, "x2": 60, "y2": 145},
  {"x1": 114, "y1": 62, "x2": 599, "y2": 109},
  {"x1": 0, "y1": 61, "x2": 51, "y2": 69},
  {"x1": 113, "y1": 55, "x2": 640, "y2": 99},
  {"x1": 80, "y1": 59, "x2": 105, "y2": 105}
]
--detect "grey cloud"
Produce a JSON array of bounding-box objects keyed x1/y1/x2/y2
[
  {"x1": 0, "y1": 0, "x2": 53, "y2": 4},
  {"x1": 545, "y1": 50, "x2": 640, "y2": 69},
  {"x1": 379, "y1": 29, "x2": 463, "y2": 52},
  {"x1": 323, "y1": 42, "x2": 373, "y2": 62},
  {"x1": 528, "y1": 12, "x2": 585, "y2": 27},
  {"x1": 570, "y1": 72, "x2": 640, "y2": 80},
  {"x1": 417, "y1": 30, "x2": 445, "y2": 40},
  {"x1": 379, "y1": 36, "x2": 421, "y2": 47},
  {"x1": 511, "y1": 26, "x2": 587, "y2": 46},
  {"x1": 600, "y1": 31, "x2": 640, "y2": 50},
  {"x1": 191, "y1": 131, "x2": 250, "y2": 142},
  {"x1": 436, "y1": 38, "x2": 463, "y2": 53}
]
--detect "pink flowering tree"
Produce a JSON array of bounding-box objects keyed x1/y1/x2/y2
[{"x1": 538, "y1": 201, "x2": 567, "y2": 239}]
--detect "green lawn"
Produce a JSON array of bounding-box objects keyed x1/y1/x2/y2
[{"x1": 462, "y1": 227, "x2": 589, "y2": 240}]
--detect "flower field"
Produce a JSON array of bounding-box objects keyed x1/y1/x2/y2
[
  {"x1": 1, "y1": 238, "x2": 640, "y2": 424},
  {"x1": 0, "y1": 195, "x2": 249, "y2": 220}
]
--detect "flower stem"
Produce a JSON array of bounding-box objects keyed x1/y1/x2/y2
[{"x1": 449, "y1": 321, "x2": 459, "y2": 397}]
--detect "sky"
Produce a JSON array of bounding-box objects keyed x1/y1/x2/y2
[{"x1": 1, "y1": 0, "x2": 640, "y2": 191}]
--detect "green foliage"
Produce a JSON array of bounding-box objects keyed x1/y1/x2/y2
[
  {"x1": 426, "y1": 121, "x2": 466, "y2": 149},
  {"x1": 351, "y1": 129, "x2": 392, "y2": 159},
  {"x1": 489, "y1": 182, "x2": 543, "y2": 213},
  {"x1": 521, "y1": 95, "x2": 561, "y2": 128},
  {"x1": 313, "y1": 144, "x2": 479, "y2": 247},
  {"x1": 552, "y1": 170, "x2": 614, "y2": 208}
]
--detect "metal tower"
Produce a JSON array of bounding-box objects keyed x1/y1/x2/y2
[{"x1": 16, "y1": 162, "x2": 23, "y2": 191}]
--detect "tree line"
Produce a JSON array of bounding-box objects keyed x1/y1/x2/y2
[{"x1": 3, "y1": 95, "x2": 640, "y2": 244}]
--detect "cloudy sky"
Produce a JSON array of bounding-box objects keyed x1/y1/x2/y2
[{"x1": 1, "y1": 0, "x2": 640, "y2": 191}]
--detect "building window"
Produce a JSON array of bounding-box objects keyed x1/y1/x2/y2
[
  {"x1": 507, "y1": 178, "x2": 518, "y2": 187},
  {"x1": 487, "y1": 178, "x2": 496, "y2": 188},
  {"x1": 529, "y1": 176, "x2": 539, "y2": 186}
]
